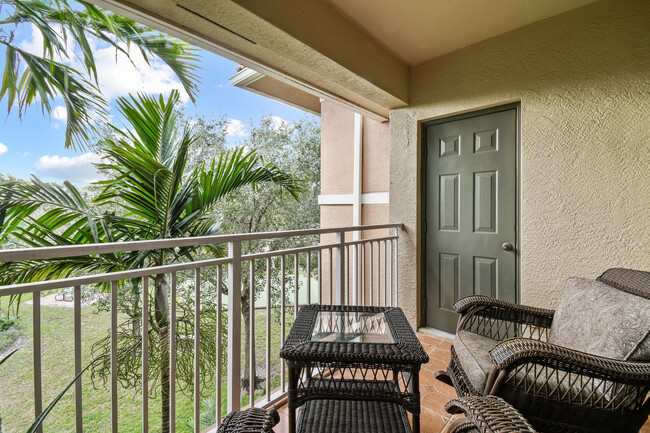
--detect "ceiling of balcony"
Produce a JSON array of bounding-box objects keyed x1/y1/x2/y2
[
  {"x1": 323, "y1": 0, "x2": 598, "y2": 66},
  {"x1": 98, "y1": 0, "x2": 601, "y2": 119}
]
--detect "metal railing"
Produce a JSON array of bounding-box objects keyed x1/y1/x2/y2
[{"x1": 0, "y1": 223, "x2": 401, "y2": 432}]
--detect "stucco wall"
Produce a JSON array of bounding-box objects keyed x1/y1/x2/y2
[
  {"x1": 321, "y1": 101, "x2": 355, "y2": 195},
  {"x1": 390, "y1": 0, "x2": 650, "y2": 327},
  {"x1": 320, "y1": 101, "x2": 392, "y2": 305},
  {"x1": 363, "y1": 117, "x2": 390, "y2": 194}
]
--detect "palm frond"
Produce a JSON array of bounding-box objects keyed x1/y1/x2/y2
[
  {"x1": 0, "y1": 42, "x2": 107, "y2": 148},
  {"x1": 0, "y1": 0, "x2": 201, "y2": 148}
]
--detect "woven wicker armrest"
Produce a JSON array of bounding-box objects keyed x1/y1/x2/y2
[
  {"x1": 217, "y1": 408, "x2": 280, "y2": 433},
  {"x1": 445, "y1": 396, "x2": 536, "y2": 433},
  {"x1": 454, "y1": 296, "x2": 554, "y2": 323},
  {"x1": 454, "y1": 296, "x2": 554, "y2": 341},
  {"x1": 490, "y1": 338, "x2": 650, "y2": 382}
]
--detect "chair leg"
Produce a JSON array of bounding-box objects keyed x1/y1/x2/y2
[{"x1": 435, "y1": 370, "x2": 454, "y2": 387}]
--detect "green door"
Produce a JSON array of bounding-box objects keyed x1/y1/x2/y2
[{"x1": 425, "y1": 107, "x2": 518, "y2": 333}]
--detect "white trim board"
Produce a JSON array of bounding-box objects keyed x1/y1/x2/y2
[{"x1": 318, "y1": 192, "x2": 389, "y2": 205}]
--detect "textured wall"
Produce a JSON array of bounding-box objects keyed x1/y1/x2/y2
[
  {"x1": 363, "y1": 117, "x2": 390, "y2": 194},
  {"x1": 390, "y1": 0, "x2": 650, "y2": 327},
  {"x1": 321, "y1": 101, "x2": 355, "y2": 195}
]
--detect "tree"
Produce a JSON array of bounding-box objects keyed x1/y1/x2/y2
[
  {"x1": 0, "y1": 91, "x2": 302, "y2": 433},
  {"x1": 208, "y1": 115, "x2": 320, "y2": 389},
  {"x1": 0, "y1": 0, "x2": 200, "y2": 148}
]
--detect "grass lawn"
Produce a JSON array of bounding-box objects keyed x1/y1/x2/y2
[{"x1": 0, "y1": 297, "x2": 293, "y2": 433}]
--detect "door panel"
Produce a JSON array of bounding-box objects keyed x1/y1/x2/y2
[{"x1": 425, "y1": 108, "x2": 517, "y2": 333}]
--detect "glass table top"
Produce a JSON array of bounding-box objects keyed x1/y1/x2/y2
[{"x1": 310, "y1": 310, "x2": 395, "y2": 344}]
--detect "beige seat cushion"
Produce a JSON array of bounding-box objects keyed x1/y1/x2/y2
[
  {"x1": 549, "y1": 277, "x2": 650, "y2": 360},
  {"x1": 454, "y1": 330, "x2": 499, "y2": 393}
]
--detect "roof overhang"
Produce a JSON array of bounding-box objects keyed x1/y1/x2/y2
[
  {"x1": 92, "y1": 0, "x2": 599, "y2": 121},
  {"x1": 229, "y1": 68, "x2": 321, "y2": 116}
]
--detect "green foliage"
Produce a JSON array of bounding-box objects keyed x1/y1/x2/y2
[
  {"x1": 0, "y1": 91, "x2": 303, "y2": 284},
  {"x1": 0, "y1": 91, "x2": 304, "y2": 432},
  {"x1": 90, "y1": 293, "x2": 218, "y2": 397},
  {"x1": 205, "y1": 115, "x2": 321, "y2": 250},
  {"x1": 0, "y1": 0, "x2": 200, "y2": 148},
  {"x1": 0, "y1": 314, "x2": 15, "y2": 331}
]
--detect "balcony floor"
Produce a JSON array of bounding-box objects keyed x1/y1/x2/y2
[{"x1": 272, "y1": 333, "x2": 650, "y2": 433}]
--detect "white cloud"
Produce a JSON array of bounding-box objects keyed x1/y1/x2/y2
[
  {"x1": 19, "y1": 24, "x2": 189, "y2": 103},
  {"x1": 0, "y1": 143, "x2": 7, "y2": 155},
  {"x1": 35, "y1": 153, "x2": 104, "y2": 184},
  {"x1": 52, "y1": 105, "x2": 67, "y2": 121},
  {"x1": 225, "y1": 119, "x2": 248, "y2": 137},
  {"x1": 269, "y1": 115, "x2": 291, "y2": 131},
  {"x1": 17, "y1": 152, "x2": 29, "y2": 158}
]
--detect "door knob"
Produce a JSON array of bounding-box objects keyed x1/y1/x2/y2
[{"x1": 501, "y1": 242, "x2": 514, "y2": 252}]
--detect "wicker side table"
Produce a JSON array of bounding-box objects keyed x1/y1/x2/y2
[{"x1": 280, "y1": 305, "x2": 429, "y2": 433}]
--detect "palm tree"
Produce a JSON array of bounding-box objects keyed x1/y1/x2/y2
[
  {"x1": 0, "y1": 0, "x2": 200, "y2": 148},
  {"x1": 0, "y1": 90, "x2": 302, "y2": 432}
]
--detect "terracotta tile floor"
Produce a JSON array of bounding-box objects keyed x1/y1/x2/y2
[{"x1": 272, "y1": 332, "x2": 650, "y2": 433}]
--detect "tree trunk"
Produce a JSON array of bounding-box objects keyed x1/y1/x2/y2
[
  {"x1": 159, "y1": 325, "x2": 170, "y2": 433},
  {"x1": 241, "y1": 286, "x2": 251, "y2": 393},
  {"x1": 154, "y1": 274, "x2": 170, "y2": 433},
  {"x1": 131, "y1": 278, "x2": 141, "y2": 336}
]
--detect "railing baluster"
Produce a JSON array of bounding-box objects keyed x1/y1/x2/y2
[
  {"x1": 170, "y1": 272, "x2": 177, "y2": 433},
  {"x1": 376, "y1": 242, "x2": 381, "y2": 307},
  {"x1": 280, "y1": 255, "x2": 286, "y2": 392},
  {"x1": 328, "y1": 248, "x2": 333, "y2": 305},
  {"x1": 294, "y1": 253, "x2": 299, "y2": 315},
  {"x1": 216, "y1": 265, "x2": 223, "y2": 426},
  {"x1": 265, "y1": 258, "x2": 271, "y2": 402},
  {"x1": 194, "y1": 269, "x2": 201, "y2": 431},
  {"x1": 352, "y1": 244, "x2": 358, "y2": 306},
  {"x1": 361, "y1": 245, "x2": 365, "y2": 307},
  {"x1": 389, "y1": 239, "x2": 393, "y2": 307},
  {"x1": 33, "y1": 291, "x2": 42, "y2": 433},
  {"x1": 318, "y1": 249, "x2": 322, "y2": 305},
  {"x1": 228, "y1": 242, "x2": 242, "y2": 412},
  {"x1": 395, "y1": 229, "x2": 399, "y2": 307},
  {"x1": 111, "y1": 281, "x2": 118, "y2": 433},
  {"x1": 74, "y1": 285, "x2": 83, "y2": 433},
  {"x1": 343, "y1": 245, "x2": 350, "y2": 305},
  {"x1": 307, "y1": 251, "x2": 311, "y2": 304},
  {"x1": 335, "y1": 232, "x2": 345, "y2": 306},
  {"x1": 249, "y1": 260, "x2": 256, "y2": 407},
  {"x1": 142, "y1": 278, "x2": 149, "y2": 433},
  {"x1": 384, "y1": 241, "x2": 388, "y2": 307},
  {"x1": 369, "y1": 242, "x2": 374, "y2": 307}
]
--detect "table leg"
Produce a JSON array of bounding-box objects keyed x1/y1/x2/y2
[
  {"x1": 288, "y1": 366, "x2": 297, "y2": 433},
  {"x1": 413, "y1": 414, "x2": 420, "y2": 433},
  {"x1": 412, "y1": 369, "x2": 420, "y2": 433}
]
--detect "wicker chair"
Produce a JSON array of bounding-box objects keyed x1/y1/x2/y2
[
  {"x1": 436, "y1": 268, "x2": 650, "y2": 433},
  {"x1": 217, "y1": 407, "x2": 280, "y2": 433},
  {"x1": 444, "y1": 396, "x2": 536, "y2": 433}
]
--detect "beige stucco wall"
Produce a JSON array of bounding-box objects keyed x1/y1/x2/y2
[
  {"x1": 363, "y1": 117, "x2": 390, "y2": 194},
  {"x1": 390, "y1": 0, "x2": 650, "y2": 327},
  {"x1": 320, "y1": 101, "x2": 391, "y2": 304},
  {"x1": 321, "y1": 102, "x2": 355, "y2": 195}
]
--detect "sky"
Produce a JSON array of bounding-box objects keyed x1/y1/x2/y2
[{"x1": 0, "y1": 17, "x2": 317, "y2": 184}]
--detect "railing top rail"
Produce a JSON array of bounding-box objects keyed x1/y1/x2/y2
[
  {"x1": 0, "y1": 256, "x2": 234, "y2": 296},
  {"x1": 0, "y1": 223, "x2": 402, "y2": 262}
]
